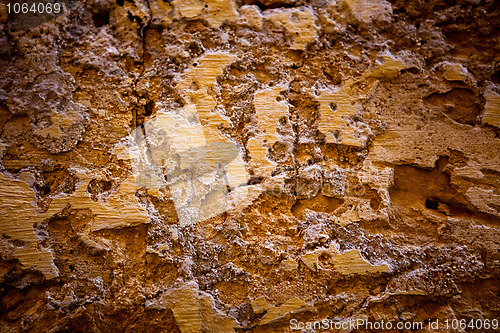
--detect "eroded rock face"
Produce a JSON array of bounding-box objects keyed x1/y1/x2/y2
[{"x1": 0, "y1": 0, "x2": 499, "y2": 331}]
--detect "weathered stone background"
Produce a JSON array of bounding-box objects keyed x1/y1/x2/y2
[{"x1": 0, "y1": 0, "x2": 499, "y2": 332}]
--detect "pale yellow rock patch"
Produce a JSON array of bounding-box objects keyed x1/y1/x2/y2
[
  {"x1": 465, "y1": 186, "x2": 500, "y2": 217},
  {"x1": 177, "y1": 52, "x2": 237, "y2": 144},
  {"x1": 300, "y1": 246, "x2": 389, "y2": 274},
  {"x1": 173, "y1": 0, "x2": 238, "y2": 28},
  {"x1": 482, "y1": 85, "x2": 500, "y2": 128},
  {"x1": 251, "y1": 296, "x2": 270, "y2": 314},
  {"x1": 264, "y1": 8, "x2": 318, "y2": 50},
  {"x1": 239, "y1": 5, "x2": 263, "y2": 29},
  {"x1": 282, "y1": 258, "x2": 299, "y2": 271},
  {"x1": 0, "y1": 173, "x2": 61, "y2": 279},
  {"x1": 366, "y1": 52, "x2": 408, "y2": 80},
  {"x1": 0, "y1": 173, "x2": 149, "y2": 278},
  {"x1": 344, "y1": 0, "x2": 392, "y2": 24},
  {"x1": 204, "y1": 0, "x2": 238, "y2": 28},
  {"x1": 33, "y1": 109, "x2": 84, "y2": 138},
  {"x1": 149, "y1": 0, "x2": 174, "y2": 26},
  {"x1": 442, "y1": 62, "x2": 468, "y2": 82},
  {"x1": 260, "y1": 298, "x2": 314, "y2": 325},
  {"x1": 317, "y1": 52, "x2": 407, "y2": 147},
  {"x1": 174, "y1": 0, "x2": 204, "y2": 19},
  {"x1": 247, "y1": 86, "x2": 289, "y2": 178},
  {"x1": 317, "y1": 82, "x2": 369, "y2": 147},
  {"x1": 147, "y1": 282, "x2": 238, "y2": 333}
]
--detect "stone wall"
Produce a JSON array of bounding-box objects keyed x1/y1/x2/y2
[{"x1": 0, "y1": 0, "x2": 499, "y2": 331}]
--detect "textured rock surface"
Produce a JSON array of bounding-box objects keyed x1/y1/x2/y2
[{"x1": 0, "y1": 0, "x2": 499, "y2": 332}]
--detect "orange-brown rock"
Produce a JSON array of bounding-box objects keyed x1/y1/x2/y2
[{"x1": 0, "y1": 0, "x2": 499, "y2": 332}]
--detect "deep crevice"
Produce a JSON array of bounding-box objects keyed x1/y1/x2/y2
[{"x1": 92, "y1": 11, "x2": 110, "y2": 28}]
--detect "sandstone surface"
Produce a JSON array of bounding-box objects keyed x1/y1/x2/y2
[{"x1": 0, "y1": 0, "x2": 499, "y2": 332}]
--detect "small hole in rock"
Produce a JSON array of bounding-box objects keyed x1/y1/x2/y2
[
  {"x1": 425, "y1": 198, "x2": 440, "y2": 210},
  {"x1": 92, "y1": 12, "x2": 110, "y2": 27}
]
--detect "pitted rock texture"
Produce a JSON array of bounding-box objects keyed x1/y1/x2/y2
[{"x1": 0, "y1": 0, "x2": 499, "y2": 332}]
